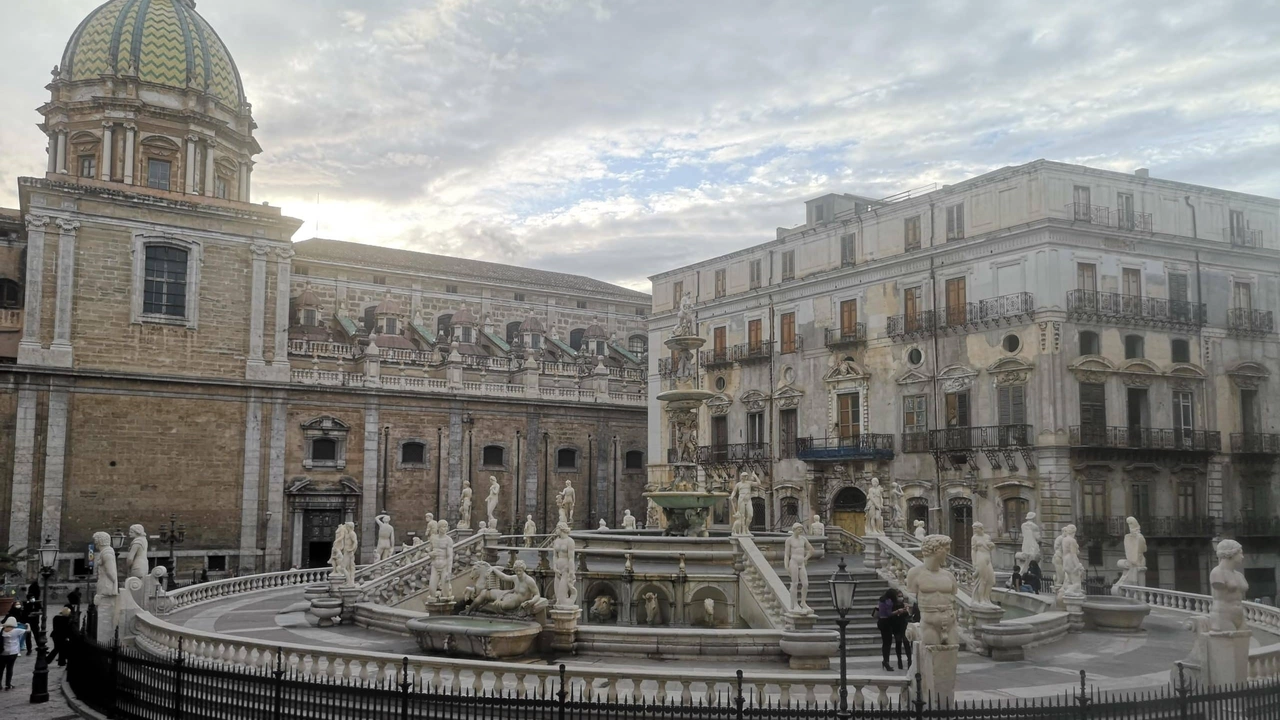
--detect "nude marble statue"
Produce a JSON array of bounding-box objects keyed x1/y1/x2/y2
[
  {"x1": 865, "y1": 478, "x2": 885, "y2": 536},
  {"x1": 375, "y1": 513, "x2": 395, "y2": 562},
  {"x1": 458, "y1": 481, "x2": 473, "y2": 530},
  {"x1": 1210, "y1": 539, "x2": 1248, "y2": 632},
  {"x1": 905, "y1": 534, "x2": 960, "y2": 646},
  {"x1": 785, "y1": 523, "x2": 815, "y2": 613},
  {"x1": 970, "y1": 522, "x2": 997, "y2": 606},
  {"x1": 486, "y1": 476, "x2": 501, "y2": 528},
  {"x1": 552, "y1": 522, "x2": 579, "y2": 609}
]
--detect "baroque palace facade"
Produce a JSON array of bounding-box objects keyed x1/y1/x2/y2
[
  {"x1": 1, "y1": 0, "x2": 649, "y2": 579},
  {"x1": 648, "y1": 161, "x2": 1280, "y2": 597}
]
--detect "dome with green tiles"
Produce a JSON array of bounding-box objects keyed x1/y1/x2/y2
[{"x1": 60, "y1": 0, "x2": 246, "y2": 109}]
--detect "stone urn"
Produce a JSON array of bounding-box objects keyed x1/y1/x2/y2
[
  {"x1": 302, "y1": 583, "x2": 330, "y2": 601},
  {"x1": 977, "y1": 622, "x2": 1039, "y2": 661},
  {"x1": 1082, "y1": 596, "x2": 1150, "y2": 632},
  {"x1": 308, "y1": 597, "x2": 344, "y2": 627},
  {"x1": 779, "y1": 629, "x2": 839, "y2": 670}
]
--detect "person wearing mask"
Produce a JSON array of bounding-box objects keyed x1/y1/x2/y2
[
  {"x1": 47, "y1": 607, "x2": 72, "y2": 667},
  {"x1": 875, "y1": 589, "x2": 909, "y2": 672},
  {"x1": 1027, "y1": 560, "x2": 1044, "y2": 594},
  {"x1": 1, "y1": 616, "x2": 28, "y2": 690},
  {"x1": 891, "y1": 590, "x2": 916, "y2": 670}
]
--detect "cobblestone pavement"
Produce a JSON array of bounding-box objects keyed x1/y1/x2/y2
[{"x1": 0, "y1": 652, "x2": 79, "y2": 720}]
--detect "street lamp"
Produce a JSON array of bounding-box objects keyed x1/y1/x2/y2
[
  {"x1": 827, "y1": 556, "x2": 858, "y2": 720},
  {"x1": 29, "y1": 537, "x2": 59, "y2": 704},
  {"x1": 157, "y1": 514, "x2": 186, "y2": 591}
]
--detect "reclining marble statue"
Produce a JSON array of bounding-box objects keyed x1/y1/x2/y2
[{"x1": 465, "y1": 559, "x2": 546, "y2": 617}]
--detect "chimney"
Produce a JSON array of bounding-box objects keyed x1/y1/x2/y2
[{"x1": 1134, "y1": 168, "x2": 1150, "y2": 178}]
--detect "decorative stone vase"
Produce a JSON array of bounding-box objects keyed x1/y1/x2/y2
[
  {"x1": 309, "y1": 597, "x2": 344, "y2": 627},
  {"x1": 779, "y1": 629, "x2": 839, "y2": 670},
  {"x1": 1081, "y1": 596, "x2": 1150, "y2": 633},
  {"x1": 302, "y1": 583, "x2": 330, "y2": 601}
]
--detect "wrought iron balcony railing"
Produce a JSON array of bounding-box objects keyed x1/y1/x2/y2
[
  {"x1": 699, "y1": 348, "x2": 733, "y2": 368},
  {"x1": 732, "y1": 341, "x2": 774, "y2": 364},
  {"x1": 795, "y1": 434, "x2": 895, "y2": 461},
  {"x1": 1114, "y1": 210, "x2": 1153, "y2": 232},
  {"x1": 1066, "y1": 289, "x2": 1207, "y2": 329},
  {"x1": 1222, "y1": 516, "x2": 1280, "y2": 537},
  {"x1": 888, "y1": 293, "x2": 1035, "y2": 340},
  {"x1": 1069, "y1": 426, "x2": 1220, "y2": 452},
  {"x1": 1225, "y1": 226, "x2": 1263, "y2": 248},
  {"x1": 1069, "y1": 203, "x2": 1111, "y2": 225},
  {"x1": 930, "y1": 425, "x2": 1032, "y2": 451},
  {"x1": 824, "y1": 324, "x2": 867, "y2": 348},
  {"x1": 779, "y1": 334, "x2": 804, "y2": 355},
  {"x1": 886, "y1": 310, "x2": 937, "y2": 340},
  {"x1": 1227, "y1": 308, "x2": 1274, "y2": 336},
  {"x1": 695, "y1": 442, "x2": 771, "y2": 465},
  {"x1": 1064, "y1": 203, "x2": 1153, "y2": 232},
  {"x1": 1076, "y1": 516, "x2": 1217, "y2": 539},
  {"x1": 1231, "y1": 432, "x2": 1280, "y2": 455}
]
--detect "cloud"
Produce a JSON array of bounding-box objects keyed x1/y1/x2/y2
[{"x1": 1, "y1": 0, "x2": 1278, "y2": 293}]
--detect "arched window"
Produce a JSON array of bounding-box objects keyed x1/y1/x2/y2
[
  {"x1": 557, "y1": 448, "x2": 578, "y2": 470},
  {"x1": 0, "y1": 279, "x2": 21, "y2": 309},
  {"x1": 482, "y1": 445, "x2": 505, "y2": 467},
  {"x1": 628, "y1": 334, "x2": 647, "y2": 354},
  {"x1": 780, "y1": 497, "x2": 800, "y2": 529},
  {"x1": 624, "y1": 450, "x2": 644, "y2": 470},
  {"x1": 569, "y1": 328, "x2": 586, "y2": 351},
  {"x1": 400, "y1": 441, "x2": 426, "y2": 465},
  {"x1": 1171, "y1": 338, "x2": 1191, "y2": 364},
  {"x1": 311, "y1": 437, "x2": 337, "y2": 462},
  {"x1": 436, "y1": 314, "x2": 453, "y2": 341},
  {"x1": 506, "y1": 321, "x2": 522, "y2": 345},
  {"x1": 1079, "y1": 331, "x2": 1099, "y2": 355},
  {"x1": 1124, "y1": 334, "x2": 1144, "y2": 359}
]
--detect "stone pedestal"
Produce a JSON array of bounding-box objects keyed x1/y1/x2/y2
[
  {"x1": 1205, "y1": 630, "x2": 1252, "y2": 686},
  {"x1": 863, "y1": 535, "x2": 883, "y2": 570},
  {"x1": 336, "y1": 586, "x2": 361, "y2": 623},
  {"x1": 93, "y1": 595, "x2": 119, "y2": 645},
  {"x1": 548, "y1": 606, "x2": 581, "y2": 654},
  {"x1": 919, "y1": 643, "x2": 959, "y2": 704},
  {"x1": 968, "y1": 604, "x2": 1005, "y2": 656},
  {"x1": 424, "y1": 597, "x2": 456, "y2": 616},
  {"x1": 1062, "y1": 593, "x2": 1085, "y2": 633}
]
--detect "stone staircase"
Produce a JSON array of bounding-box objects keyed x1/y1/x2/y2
[{"x1": 780, "y1": 566, "x2": 893, "y2": 656}]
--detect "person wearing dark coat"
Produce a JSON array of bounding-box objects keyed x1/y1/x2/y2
[
  {"x1": 46, "y1": 607, "x2": 72, "y2": 666},
  {"x1": 1026, "y1": 560, "x2": 1044, "y2": 594}
]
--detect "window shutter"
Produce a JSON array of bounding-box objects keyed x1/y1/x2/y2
[
  {"x1": 956, "y1": 392, "x2": 970, "y2": 427},
  {"x1": 997, "y1": 387, "x2": 1010, "y2": 426},
  {"x1": 1012, "y1": 386, "x2": 1025, "y2": 425},
  {"x1": 1169, "y1": 273, "x2": 1187, "y2": 303}
]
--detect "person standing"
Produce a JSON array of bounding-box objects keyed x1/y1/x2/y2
[
  {"x1": 47, "y1": 607, "x2": 72, "y2": 667},
  {"x1": 892, "y1": 590, "x2": 916, "y2": 669},
  {"x1": 875, "y1": 589, "x2": 908, "y2": 672},
  {"x1": 1, "y1": 616, "x2": 27, "y2": 690}
]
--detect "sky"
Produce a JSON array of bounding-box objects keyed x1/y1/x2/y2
[{"x1": 3, "y1": 1, "x2": 1279, "y2": 293}]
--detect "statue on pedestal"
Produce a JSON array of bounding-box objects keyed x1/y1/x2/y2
[
  {"x1": 646, "y1": 498, "x2": 661, "y2": 528},
  {"x1": 970, "y1": 522, "x2": 996, "y2": 606},
  {"x1": 1122, "y1": 516, "x2": 1147, "y2": 586},
  {"x1": 1052, "y1": 526, "x2": 1065, "y2": 592},
  {"x1": 598, "y1": 519, "x2": 608, "y2": 530},
  {"x1": 890, "y1": 481, "x2": 906, "y2": 530},
  {"x1": 523, "y1": 515, "x2": 537, "y2": 547},
  {"x1": 785, "y1": 523, "x2": 815, "y2": 613},
  {"x1": 1019, "y1": 512, "x2": 1041, "y2": 573},
  {"x1": 126, "y1": 524, "x2": 149, "y2": 580},
  {"x1": 552, "y1": 522, "x2": 578, "y2": 609},
  {"x1": 674, "y1": 291, "x2": 696, "y2": 337},
  {"x1": 1058, "y1": 524, "x2": 1084, "y2": 599},
  {"x1": 92, "y1": 531, "x2": 119, "y2": 599},
  {"x1": 808, "y1": 515, "x2": 825, "y2": 536},
  {"x1": 329, "y1": 522, "x2": 357, "y2": 586},
  {"x1": 428, "y1": 520, "x2": 455, "y2": 599},
  {"x1": 1210, "y1": 539, "x2": 1248, "y2": 632},
  {"x1": 557, "y1": 480, "x2": 575, "y2": 526},
  {"x1": 375, "y1": 514, "x2": 395, "y2": 562},
  {"x1": 729, "y1": 472, "x2": 756, "y2": 535},
  {"x1": 913, "y1": 520, "x2": 926, "y2": 542},
  {"x1": 622, "y1": 509, "x2": 636, "y2": 530},
  {"x1": 486, "y1": 476, "x2": 501, "y2": 528},
  {"x1": 458, "y1": 481, "x2": 473, "y2": 530},
  {"x1": 905, "y1": 534, "x2": 959, "y2": 646},
  {"x1": 865, "y1": 478, "x2": 885, "y2": 535}
]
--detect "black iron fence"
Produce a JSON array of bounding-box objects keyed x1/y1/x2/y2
[
  {"x1": 67, "y1": 636, "x2": 1280, "y2": 720},
  {"x1": 888, "y1": 293, "x2": 1034, "y2": 339},
  {"x1": 1222, "y1": 515, "x2": 1280, "y2": 538},
  {"x1": 927, "y1": 425, "x2": 1032, "y2": 451},
  {"x1": 733, "y1": 341, "x2": 774, "y2": 363},
  {"x1": 700, "y1": 347, "x2": 733, "y2": 368},
  {"x1": 1069, "y1": 426, "x2": 1220, "y2": 453},
  {"x1": 1228, "y1": 308, "x2": 1275, "y2": 335},
  {"x1": 1066, "y1": 289, "x2": 1207, "y2": 328},
  {"x1": 1066, "y1": 203, "x2": 1154, "y2": 232}
]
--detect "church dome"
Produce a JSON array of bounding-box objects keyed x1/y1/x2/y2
[{"x1": 60, "y1": 0, "x2": 246, "y2": 109}]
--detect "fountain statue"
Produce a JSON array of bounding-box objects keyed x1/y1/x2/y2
[
  {"x1": 913, "y1": 520, "x2": 926, "y2": 541},
  {"x1": 552, "y1": 522, "x2": 579, "y2": 609},
  {"x1": 970, "y1": 522, "x2": 996, "y2": 606},
  {"x1": 467, "y1": 560, "x2": 545, "y2": 616},
  {"x1": 458, "y1": 481, "x2": 473, "y2": 530},
  {"x1": 808, "y1": 515, "x2": 824, "y2": 536},
  {"x1": 890, "y1": 481, "x2": 905, "y2": 530},
  {"x1": 1019, "y1": 512, "x2": 1041, "y2": 574},
  {"x1": 375, "y1": 514, "x2": 395, "y2": 562},
  {"x1": 908, "y1": 535, "x2": 960, "y2": 646},
  {"x1": 866, "y1": 478, "x2": 885, "y2": 535},
  {"x1": 329, "y1": 522, "x2": 357, "y2": 586},
  {"x1": 1210, "y1": 539, "x2": 1248, "y2": 632},
  {"x1": 1058, "y1": 524, "x2": 1084, "y2": 599},
  {"x1": 93, "y1": 531, "x2": 118, "y2": 598},
  {"x1": 126, "y1": 524, "x2": 149, "y2": 580},
  {"x1": 644, "y1": 592, "x2": 661, "y2": 625},
  {"x1": 785, "y1": 523, "x2": 814, "y2": 614},
  {"x1": 523, "y1": 515, "x2": 537, "y2": 546},
  {"x1": 622, "y1": 509, "x2": 636, "y2": 530},
  {"x1": 558, "y1": 480, "x2": 575, "y2": 526},
  {"x1": 730, "y1": 472, "x2": 757, "y2": 535},
  {"x1": 486, "y1": 476, "x2": 501, "y2": 528},
  {"x1": 428, "y1": 520, "x2": 455, "y2": 600}
]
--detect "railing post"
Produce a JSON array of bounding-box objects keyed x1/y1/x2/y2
[
  {"x1": 557, "y1": 663, "x2": 568, "y2": 720},
  {"x1": 1176, "y1": 662, "x2": 1189, "y2": 720},
  {"x1": 913, "y1": 671, "x2": 925, "y2": 720},
  {"x1": 173, "y1": 636, "x2": 184, "y2": 720},
  {"x1": 735, "y1": 669, "x2": 745, "y2": 720},
  {"x1": 108, "y1": 627, "x2": 120, "y2": 720},
  {"x1": 1076, "y1": 670, "x2": 1089, "y2": 720},
  {"x1": 272, "y1": 647, "x2": 284, "y2": 720},
  {"x1": 399, "y1": 656, "x2": 410, "y2": 720}
]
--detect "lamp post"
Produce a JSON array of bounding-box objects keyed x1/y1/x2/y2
[
  {"x1": 827, "y1": 556, "x2": 858, "y2": 720},
  {"x1": 157, "y1": 514, "x2": 186, "y2": 591},
  {"x1": 29, "y1": 538, "x2": 59, "y2": 704}
]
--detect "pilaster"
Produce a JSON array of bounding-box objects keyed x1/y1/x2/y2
[
  {"x1": 184, "y1": 136, "x2": 198, "y2": 194},
  {"x1": 122, "y1": 124, "x2": 136, "y2": 185},
  {"x1": 245, "y1": 243, "x2": 269, "y2": 374},
  {"x1": 39, "y1": 384, "x2": 71, "y2": 546},
  {"x1": 271, "y1": 247, "x2": 294, "y2": 372},
  {"x1": 100, "y1": 123, "x2": 113, "y2": 182},
  {"x1": 361, "y1": 402, "x2": 381, "y2": 564},
  {"x1": 18, "y1": 215, "x2": 48, "y2": 362},
  {"x1": 203, "y1": 139, "x2": 216, "y2": 198},
  {"x1": 56, "y1": 130, "x2": 67, "y2": 174},
  {"x1": 48, "y1": 218, "x2": 80, "y2": 367},
  {"x1": 6, "y1": 386, "x2": 39, "y2": 554},
  {"x1": 238, "y1": 394, "x2": 263, "y2": 573}
]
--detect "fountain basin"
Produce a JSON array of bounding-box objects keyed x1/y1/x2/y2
[
  {"x1": 406, "y1": 616, "x2": 543, "y2": 660},
  {"x1": 656, "y1": 389, "x2": 716, "y2": 405},
  {"x1": 1082, "y1": 595, "x2": 1150, "y2": 633}
]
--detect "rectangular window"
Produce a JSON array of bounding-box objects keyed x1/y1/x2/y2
[
  {"x1": 904, "y1": 286, "x2": 921, "y2": 332},
  {"x1": 372, "y1": 275, "x2": 387, "y2": 286},
  {"x1": 1233, "y1": 281, "x2": 1252, "y2": 311},
  {"x1": 1130, "y1": 484, "x2": 1151, "y2": 520},
  {"x1": 746, "y1": 413, "x2": 765, "y2": 446},
  {"x1": 839, "y1": 299, "x2": 858, "y2": 336},
  {"x1": 1242, "y1": 389, "x2": 1258, "y2": 435},
  {"x1": 1079, "y1": 383, "x2": 1107, "y2": 435},
  {"x1": 779, "y1": 408, "x2": 798, "y2": 458},
  {"x1": 1083, "y1": 481, "x2": 1106, "y2": 519},
  {"x1": 1077, "y1": 263, "x2": 1097, "y2": 292},
  {"x1": 384, "y1": 318, "x2": 398, "y2": 335},
  {"x1": 214, "y1": 176, "x2": 228, "y2": 200},
  {"x1": 1073, "y1": 186, "x2": 1092, "y2": 220},
  {"x1": 904, "y1": 215, "x2": 921, "y2": 252},
  {"x1": 749, "y1": 259, "x2": 762, "y2": 289},
  {"x1": 1117, "y1": 192, "x2": 1135, "y2": 230},
  {"x1": 302, "y1": 308, "x2": 318, "y2": 326},
  {"x1": 1230, "y1": 210, "x2": 1247, "y2": 242},
  {"x1": 840, "y1": 233, "x2": 856, "y2": 267},
  {"x1": 747, "y1": 318, "x2": 762, "y2": 350},
  {"x1": 143, "y1": 245, "x2": 189, "y2": 317},
  {"x1": 1169, "y1": 272, "x2": 1189, "y2": 322},
  {"x1": 711, "y1": 415, "x2": 729, "y2": 449},
  {"x1": 147, "y1": 158, "x2": 172, "y2": 191},
  {"x1": 714, "y1": 269, "x2": 726, "y2": 298},
  {"x1": 672, "y1": 280, "x2": 683, "y2": 307},
  {"x1": 577, "y1": 300, "x2": 588, "y2": 309},
  {"x1": 636, "y1": 306, "x2": 646, "y2": 316},
  {"x1": 781, "y1": 250, "x2": 795, "y2": 281},
  {"x1": 945, "y1": 277, "x2": 967, "y2": 326},
  {"x1": 1003, "y1": 498, "x2": 1028, "y2": 535},
  {"x1": 1176, "y1": 483, "x2": 1197, "y2": 520},
  {"x1": 780, "y1": 312, "x2": 796, "y2": 353},
  {"x1": 1127, "y1": 388, "x2": 1148, "y2": 433},
  {"x1": 837, "y1": 392, "x2": 861, "y2": 438},
  {"x1": 945, "y1": 202, "x2": 964, "y2": 241},
  {"x1": 1173, "y1": 391, "x2": 1194, "y2": 447},
  {"x1": 79, "y1": 155, "x2": 96, "y2": 178},
  {"x1": 713, "y1": 326, "x2": 726, "y2": 355},
  {"x1": 514, "y1": 293, "x2": 525, "y2": 302},
  {"x1": 945, "y1": 391, "x2": 970, "y2": 428},
  {"x1": 445, "y1": 284, "x2": 458, "y2": 294},
  {"x1": 1122, "y1": 268, "x2": 1141, "y2": 297},
  {"x1": 902, "y1": 395, "x2": 927, "y2": 433},
  {"x1": 997, "y1": 385, "x2": 1027, "y2": 426}
]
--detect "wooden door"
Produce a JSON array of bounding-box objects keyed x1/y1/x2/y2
[
  {"x1": 302, "y1": 510, "x2": 342, "y2": 569},
  {"x1": 713, "y1": 326, "x2": 726, "y2": 355},
  {"x1": 904, "y1": 287, "x2": 920, "y2": 331},
  {"x1": 1079, "y1": 383, "x2": 1106, "y2": 444},
  {"x1": 945, "y1": 277, "x2": 967, "y2": 325},
  {"x1": 950, "y1": 502, "x2": 973, "y2": 561},
  {"x1": 780, "y1": 312, "x2": 796, "y2": 353},
  {"x1": 832, "y1": 487, "x2": 867, "y2": 537},
  {"x1": 747, "y1": 319, "x2": 762, "y2": 351},
  {"x1": 840, "y1": 299, "x2": 858, "y2": 336},
  {"x1": 1077, "y1": 263, "x2": 1097, "y2": 291},
  {"x1": 710, "y1": 416, "x2": 728, "y2": 462}
]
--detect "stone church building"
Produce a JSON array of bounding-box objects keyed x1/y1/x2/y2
[{"x1": 1, "y1": 0, "x2": 650, "y2": 579}]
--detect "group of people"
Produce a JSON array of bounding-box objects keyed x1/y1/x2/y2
[
  {"x1": 873, "y1": 589, "x2": 920, "y2": 672},
  {"x1": 1008, "y1": 559, "x2": 1044, "y2": 594},
  {"x1": 0, "y1": 584, "x2": 80, "y2": 690}
]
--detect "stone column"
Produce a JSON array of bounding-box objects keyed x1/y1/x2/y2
[
  {"x1": 266, "y1": 395, "x2": 287, "y2": 571},
  {"x1": 361, "y1": 402, "x2": 381, "y2": 563},
  {"x1": 203, "y1": 139, "x2": 216, "y2": 197},
  {"x1": 56, "y1": 130, "x2": 67, "y2": 174},
  {"x1": 18, "y1": 215, "x2": 49, "y2": 357},
  {"x1": 246, "y1": 243, "x2": 269, "y2": 374},
  {"x1": 50, "y1": 218, "x2": 80, "y2": 366},
  {"x1": 38, "y1": 384, "x2": 71, "y2": 547},
  {"x1": 291, "y1": 509, "x2": 304, "y2": 569},
  {"x1": 122, "y1": 124, "x2": 136, "y2": 185},
  {"x1": 238, "y1": 161, "x2": 249, "y2": 202},
  {"x1": 244, "y1": 160, "x2": 253, "y2": 202},
  {"x1": 100, "y1": 123, "x2": 113, "y2": 181},
  {"x1": 6, "y1": 385, "x2": 38, "y2": 554},
  {"x1": 46, "y1": 134, "x2": 57, "y2": 173},
  {"x1": 238, "y1": 393, "x2": 263, "y2": 573},
  {"x1": 185, "y1": 136, "x2": 198, "y2": 194},
  {"x1": 271, "y1": 248, "x2": 293, "y2": 372}
]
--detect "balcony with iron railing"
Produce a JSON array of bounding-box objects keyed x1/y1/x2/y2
[
  {"x1": 1065, "y1": 203, "x2": 1153, "y2": 232},
  {"x1": 1066, "y1": 289, "x2": 1206, "y2": 329},
  {"x1": 695, "y1": 442, "x2": 771, "y2": 465},
  {"x1": 1221, "y1": 515, "x2": 1280, "y2": 537},
  {"x1": 824, "y1": 324, "x2": 866, "y2": 349},
  {"x1": 779, "y1": 334, "x2": 804, "y2": 355},
  {"x1": 887, "y1": 292, "x2": 1035, "y2": 340},
  {"x1": 1069, "y1": 426, "x2": 1220, "y2": 453},
  {"x1": 1227, "y1": 308, "x2": 1274, "y2": 336},
  {"x1": 733, "y1": 340, "x2": 774, "y2": 364},
  {"x1": 903, "y1": 425, "x2": 1033, "y2": 452},
  {"x1": 1231, "y1": 432, "x2": 1280, "y2": 455},
  {"x1": 1075, "y1": 516, "x2": 1217, "y2": 539},
  {"x1": 699, "y1": 347, "x2": 733, "y2": 369},
  {"x1": 795, "y1": 434, "x2": 895, "y2": 462},
  {"x1": 1225, "y1": 226, "x2": 1263, "y2": 248}
]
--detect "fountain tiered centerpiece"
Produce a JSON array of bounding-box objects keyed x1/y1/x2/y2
[{"x1": 646, "y1": 292, "x2": 728, "y2": 537}]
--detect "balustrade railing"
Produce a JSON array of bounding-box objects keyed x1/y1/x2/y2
[
  {"x1": 1069, "y1": 425, "x2": 1220, "y2": 452},
  {"x1": 290, "y1": 369, "x2": 642, "y2": 405},
  {"x1": 1066, "y1": 289, "x2": 1207, "y2": 328},
  {"x1": 0, "y1": 308, "x2": 21, "y2": 329},
  {"x1": 1068, "y1": 202, "x2": 1111, "y2": 225},
  {"x1": 732, "y1": 340, "x2": 774, "y2": 363},
  {"x1": 288, "y1": 339, "x2": 358, "y2": 359},
  {"x1": 1231, "y1": 432, "x2": 1280, "y2": 454},
  {"x1": 824, "y1": 324, "x2": 867, "y2": 348},
  {"x1": 1228, "y1": 308, "x2": 1275, "y2": 335},
  {"x1": 163, "y1": 567, "x2": 332, "y2": 614},
  {"x1": 886, "y1": 310, "x2": 937, "y2": 339},
  {"x1": 699, "y1": 347, "x2": 732, "y2": 368},
  {"x1": 695, "y1": 442, "x2": 771, "y2": 464},
  {"x1": 780, "y1": 334, "x2": 804, "y2": 354}
]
